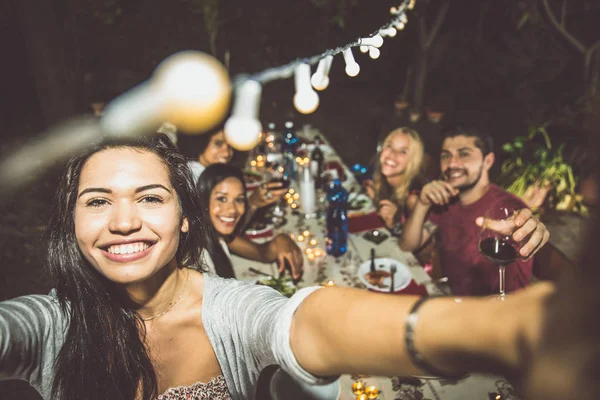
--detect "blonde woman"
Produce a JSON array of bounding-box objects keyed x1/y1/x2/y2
[{"x1": 364, "y1": 127, "x2": 426, "y2": 234}]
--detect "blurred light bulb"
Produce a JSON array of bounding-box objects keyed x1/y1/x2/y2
[
  {"x1": 310, "y1": 56, "x2": 333, "y2": 91},
  {"x1": 155, "y1": 51, "x2": 231, "y2": 133},
  {"x1": 224, "y1": 80, "x2": 262, "y2": 151},
  {"x1": 360, "y1": 45, "x2": 369, "y2": 53},
  {"x1": 390, "y1": 6, "x2": 398, "y2": 14},
  {"x1": 369, "y1": 47, "x2": 381, "y2": 59},
  {"x1": 360, "y1": 35, "x2": 384, "y2": 48},
  {"x1": 379, "y1": 27, "x2": 397, "y2": 37},
  {"x1": 102, "y1": 51, "x2": 231, "y2": 137},
  {"x1": 408, "y1": 0, "x2": 416, "y2": 10},
  {"x1": 395, "y1": 21, "x2": 406, "y2": 30},
  {"x1": 342, "y1": 49, "x2": 360, "y2": 77},
  {"x1": 293, "y1": 63, "x2": 320, "y2": 114}
]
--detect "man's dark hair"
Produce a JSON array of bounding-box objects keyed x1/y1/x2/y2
[{"x1": 441, "y1": 124, "x2": 494, "y2": 156}]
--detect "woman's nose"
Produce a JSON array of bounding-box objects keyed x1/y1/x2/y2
[{"x1": 108, "y1": 202, "x2": 142, "y2": 234}]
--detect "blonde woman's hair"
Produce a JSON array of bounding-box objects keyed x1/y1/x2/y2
[{"x1": 373, "y1": 127, "x2": 424, "y2": 208}]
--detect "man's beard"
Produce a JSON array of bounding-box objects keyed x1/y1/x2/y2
[{"x1": 444, "y1": 165, "x2": 483, "y2": 193}]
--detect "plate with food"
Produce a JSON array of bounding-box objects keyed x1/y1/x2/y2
[
  {"x1": 347, "y1": 193, "x2": 371, "y2": 214},
  {"x1": 243, "y1": 170, "x2": 265, "y2": 191},
  {"x1": 244, "y1": 219, "x2": 274, "y2": 238},
  {"x1": 256, "y1": 276, "x2": 298, "y2": 298},
  {"x1": 358, "y1": 258, "x2": 412, "y2": 292}
]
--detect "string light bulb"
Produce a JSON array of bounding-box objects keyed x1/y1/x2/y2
[
  {"x1": 390, "y1": 6, "x2": 399, "y2": 14},
  {"x1": 360, "y1": 46, "x2": 369, "y2": 53},
  {"x1": 342, "y1": 48, "x2": 360, "y2": 77},
  {"x1": 293, "y1": 63, "x2": 320, "y2": 114},
  {"x1": 359, "y1": 34, "x2": 384, "y2": 48},
  {"x1": 395, "y1": 21, "x2": 406, "y2": 30},
  {"x1": 224, "y1": 80, "x2": 262, "y2": 151},
  {"x1": 102, "y1": 51, "x2": 231, "y2": 137},
  {"x1": 310, "y1": 56, "x2": 333, "y2": 91},
  {"x1": 154, "y1": 51, "x2": 231, "y2": 133},
  {"x1": 369, "y1": 47, "x2": 381, "y2": 59},
  {"x1": 379, "y1": 27, "x2": 397, "y2": 37}
]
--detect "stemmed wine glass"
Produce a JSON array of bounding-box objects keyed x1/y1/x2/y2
[{"x1": 478, "y1": 205, "x2": 522, "y2": 301}]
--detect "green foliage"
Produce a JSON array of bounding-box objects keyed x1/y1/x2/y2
[{"x1": 499, "y1": 123, "x2": 587, "y2": 215}]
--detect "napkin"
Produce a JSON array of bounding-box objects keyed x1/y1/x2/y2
[{"x1": 348, "y1": 211, "x2": 385, "y2": 233}]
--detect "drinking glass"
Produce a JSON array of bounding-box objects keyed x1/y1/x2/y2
[{"x1": 478, "y1": 205, "x2": 521, "y2": 300}]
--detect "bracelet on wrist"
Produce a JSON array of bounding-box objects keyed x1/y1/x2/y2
[{"x1": 405, "y1": 296, "x2": 463, "y2": 379}]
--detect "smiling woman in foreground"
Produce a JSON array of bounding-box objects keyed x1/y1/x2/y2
[{"x1": 0, "y1": 134, "x2": 593, "y2": 400}]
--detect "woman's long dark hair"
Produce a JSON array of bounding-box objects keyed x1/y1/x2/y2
[
  {"x1": 196, "y1": 163, "x2": 249, "y2": 279},
  {"x1": 47, "y1": 134, "x2": 214, "y2": 399}
]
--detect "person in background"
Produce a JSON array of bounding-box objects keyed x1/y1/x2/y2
[
  {"x1": 399, "y1": 124, "x2": 550, "y2": 296},
  {"x1": 0, "y1": 133, "x2": 595, "y2": 400},
  {"x1": 197, "y1": 163, "x2": 303, "y2": 280},
  {"x1": 178, "y1": 123, "x2": 287, "y2": 224},
  {"x1": 364, "y1": 127, "x2": 427, "y2": 233}
]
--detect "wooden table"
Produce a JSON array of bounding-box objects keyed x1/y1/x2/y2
[{"x1": 232, "y1": 126, "x2": 520, "y2": 400}]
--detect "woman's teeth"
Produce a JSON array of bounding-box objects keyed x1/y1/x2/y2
[
  {"x1": 384, "y1": 160, "x2": 397, "y2": 167},
  {"x1": 107, "y1": 242, "x2": 149, "y2": 255},
  {"x1": 219, "y1": 216, "x2": 236, "y2": 223}
]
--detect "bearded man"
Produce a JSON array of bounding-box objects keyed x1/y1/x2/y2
[{"x1": 399, "y1": 125, "x2": 549, "y2": 296}]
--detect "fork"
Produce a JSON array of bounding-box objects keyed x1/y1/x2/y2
[{"x1": 390, "y1": 265, "x2": 397, "y2": 293}]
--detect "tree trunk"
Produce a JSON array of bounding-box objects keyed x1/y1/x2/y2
[
  {"x1": 14, "y1": 0, "x2": 76, "y2": 127},
  {"x1": 413, "y1": 48, "x2": 428, "y2": 110}
]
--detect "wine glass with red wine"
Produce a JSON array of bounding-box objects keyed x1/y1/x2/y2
[{"x1": 478, "y1": 206, "x2": 521, "y2": 300}]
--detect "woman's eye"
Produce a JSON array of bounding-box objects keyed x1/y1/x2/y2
[
  {"x1": 216, "y1": 196, "x2": 228, "y2": 203},
  {"x1": 86, "y1": 198, "x2": 109, "y2": 208},
  {"x1": 235, "y1": 197, "x2": 245, "y2": 204},
  {"x1": 141, "y1": 195, "x2": 163, "y2": 204},
  {"x1": 213, "y1": 140, "x2": 224, "y2": 147}
]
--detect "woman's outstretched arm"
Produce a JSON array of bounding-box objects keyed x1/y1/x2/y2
[{"x1": 290, "y1": 282, "x2": 554, "y2": 378}]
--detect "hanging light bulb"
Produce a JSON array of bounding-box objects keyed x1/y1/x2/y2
[
  {"x1": 390, "y1": 6, "x2": 398, "y2": 14},
  {"x1": 102, "y1": 51, "x2": 231, "y2": 137},
  {"x1": 359, "y1": 34, "x2": 384, "y2": 48},
  {"x1": 379, "y1": 27, "x2": 397, "y2": 38},
  {"x1": 342, "y1": 48, "x2": 360, "y2": 77},
  {"x1": 154, "y1": 51, "x2": 231, "y2": 133},
  {"x1": 293, "y1": 63, "x2": 320, "y2": 114},
  {"x1": 395, "y1": 21, "x2": 406, "y2": 30},
  {"x1": 360, "y1": 45, "x2": 369, "y2": 53},
  {"x1": 408, "y1": 0, "x2": 416, "y2": 10},
  {"x1": 224, "y1": 80, "x2": 262, "y2": 151},
  {"x1": 310, "y1": 56, "x2": 333, "y2": 91},
  {"x1": 369, "y1": 47, "x2": 381, "y2": 59}
]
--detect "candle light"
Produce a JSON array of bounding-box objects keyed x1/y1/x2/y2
[
  {"x1": 291, "y1": 203, "x2": 298, "y2": 209},
  {"x1": 287, "y1": 198, "x2": 294, "y2": 204},
  {"x1": 325, "y1": 280, "x2": 335, "y2": 287},
  {"x1": 297, "y1": 234, "x2": 305, "y2": 242},
  {"x1": 307, "y1": 253, "x2": 315, "y2": 261},
  {"x1": 352, "y1": 381, "x2": 365, "y2": 395},
  {"x1": 309, "y1": 238, "x2": 318, "y2": 246},
  {"x1": 289, "y1": 188, "x2": 295, "y2": 194},
  {"x1": 365, "y1": 386, "x2": 379, "y2": 399},
  {"x1": 293, "y1": 193, "x2": 300, "y2": 200},
  {"x1": 303, "y1": 230, "x2": 310, "y2": 237}
]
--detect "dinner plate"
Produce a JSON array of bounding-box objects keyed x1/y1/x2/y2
[
  {"x1": 245, "y1": 223, "x2": 274, "y2": 238},
  {"x1": 347, "y1": 193, "x2": 371, "y2": 214},
  {"x1": 270, "y1": 367, "x2": 340, "y2": 400},
  {"x1": 358, "y1": 258, "x2": 412, "y2": 292}
]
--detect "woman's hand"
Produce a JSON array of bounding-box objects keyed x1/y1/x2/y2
[
  {"x1": 248, "y1": 182, "x2": 287, "y2": 209},
  {"x1": 378, "y1": 200, "x2": 398, "y2": 229},
  {"x1": 269, "y1": 234, "x2": 304, "y2": 280}
]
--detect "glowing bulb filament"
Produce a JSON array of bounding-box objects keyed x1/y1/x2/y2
[
  {"x1": 310, "y1": 56, "x2": 333, "y2": 91},
  {"x1": 342, "y1": 48, "x2": 360, "y2": 77}
]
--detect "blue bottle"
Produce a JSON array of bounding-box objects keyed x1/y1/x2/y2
[
  {"x1": 326, "y1": 179, "x2": 348, "y2": 257},
  {"x1": 282, "y1": 121, "x2": 298, "y2": 180}
]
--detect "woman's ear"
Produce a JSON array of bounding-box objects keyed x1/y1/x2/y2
[{"x1": 181, "y1": 217, "x2": 189, "y2": 233}]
